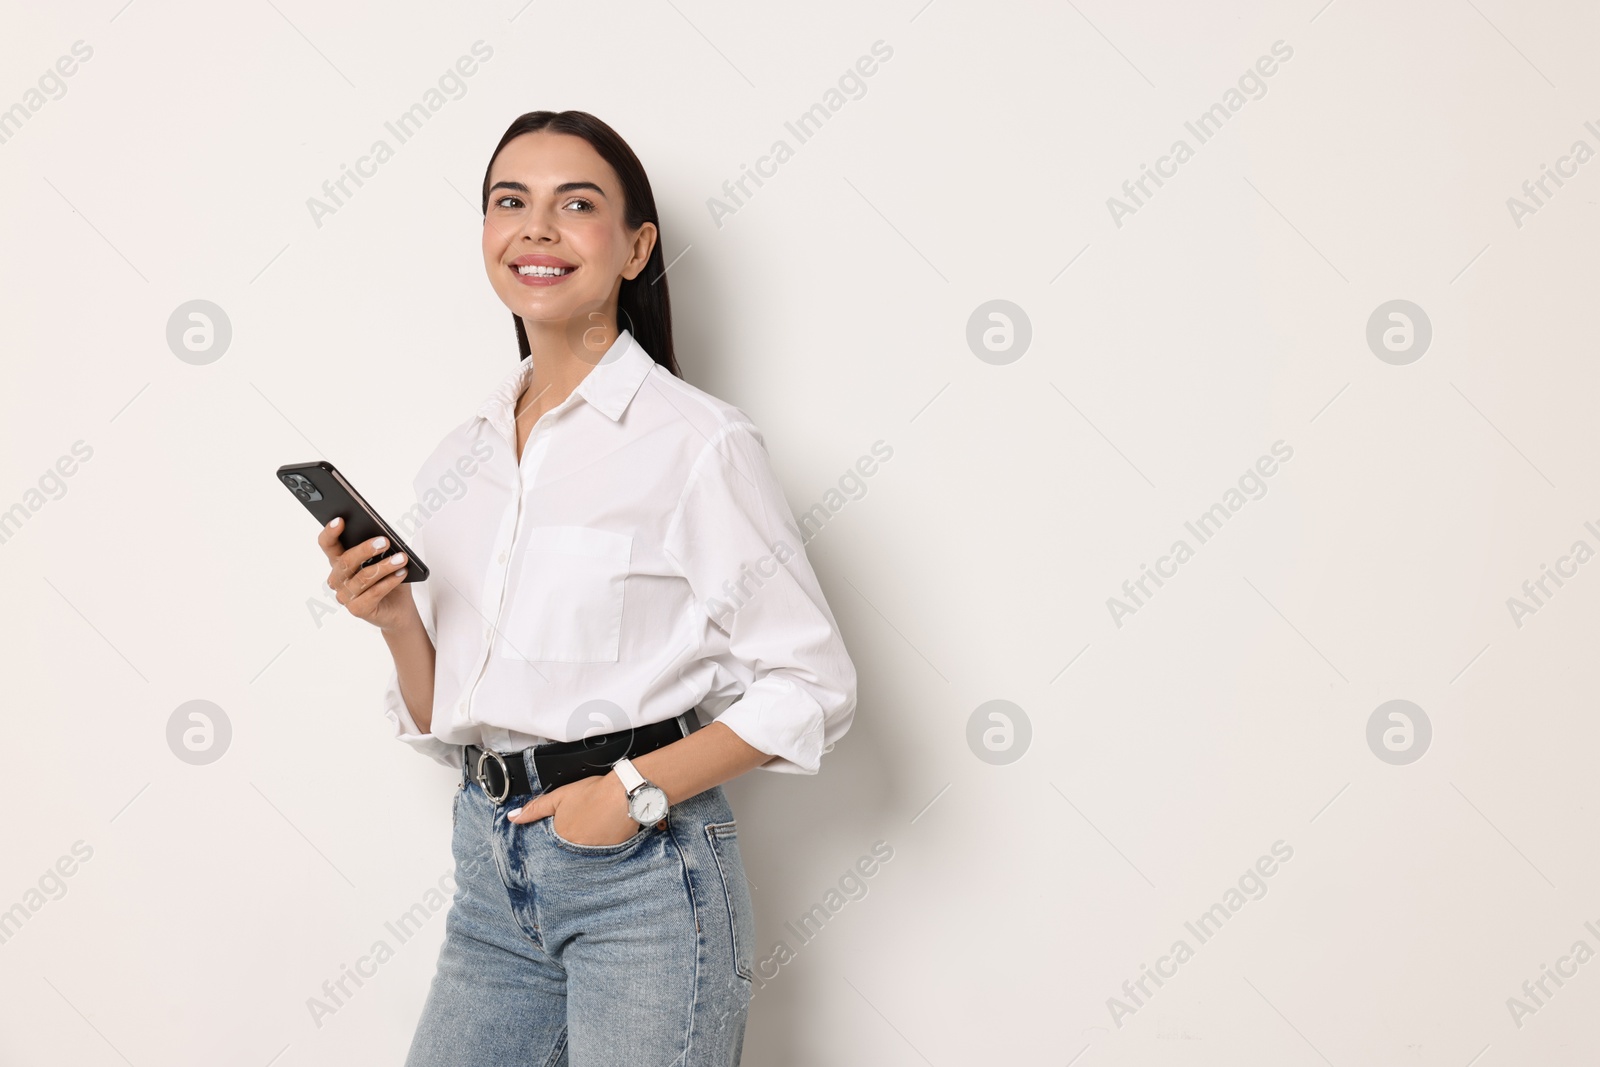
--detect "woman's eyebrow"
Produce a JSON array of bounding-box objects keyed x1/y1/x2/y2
[{"x1": 487, "y1": 179, "x2": 607, "y2": 197}]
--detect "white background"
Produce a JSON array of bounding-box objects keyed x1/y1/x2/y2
[{"x1": 3, "y1": 0, "x2": 1599, "y2": 1063}]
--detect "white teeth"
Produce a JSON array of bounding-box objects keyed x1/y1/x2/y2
[{"x1": 516, "y1": 264, "x2": 573, "y2": 276}]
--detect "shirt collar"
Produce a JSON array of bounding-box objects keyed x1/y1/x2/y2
[{"x1": 475, "y1": 329, "x2": 654, "y2": 438}]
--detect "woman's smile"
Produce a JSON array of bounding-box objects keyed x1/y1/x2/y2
[{"x1": 509, "y1": 253, "x2": 579, "y2": 287}]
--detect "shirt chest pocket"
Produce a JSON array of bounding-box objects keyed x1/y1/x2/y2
[{"x1": 498, "y1": 526, "x2": 633, "y2": 663}]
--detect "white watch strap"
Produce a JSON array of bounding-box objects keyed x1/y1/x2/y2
[{"x1": 612, "y1": 756, "x2": 646, "y2": 793}]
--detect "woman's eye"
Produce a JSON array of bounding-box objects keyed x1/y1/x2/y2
[
  {"x1": 564, "y1": 198, "x2": 595, "y2": 213},
  {"x1": 494, "y1": 195, "x2": 523, "y2": 209}
]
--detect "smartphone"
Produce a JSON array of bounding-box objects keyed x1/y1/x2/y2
[{"x1": 276, "y1": 461, "x2": 429, "y2": 583}]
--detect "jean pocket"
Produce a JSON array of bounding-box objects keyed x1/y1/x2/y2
[
  {"x1": 705, "y1": 821, "x2": 755, "y2": 982},
  {"x1": 542, "y1": 814, "x2": 653, "y2": 857},
  {"x1": 497, "y1": 526, "x2": 632, "y2": 663}
]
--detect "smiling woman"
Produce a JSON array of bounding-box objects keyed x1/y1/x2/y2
[
  {"x1": 315, "y1": 110, "x2": 859, "y2": 1066},
  {"x1": 478, "y1": 112, "x2": 679, "y2": 375}
]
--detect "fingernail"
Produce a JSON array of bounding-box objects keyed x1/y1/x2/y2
[
  {"x1": 373, "y1": 537, "x2": 387, "y2": 549},
  {"x1": 395, "y1": 569, "x2": 408, "y2": 580},
  {"x1": 327, "y1": 517, "x2": 341, "y2": 528},
  {"x1": 390, "y1": 553, "x2": 406, "y2": 565},
  {"x1": 506, "y1": 807, "x2": 522, "y2": 819}
]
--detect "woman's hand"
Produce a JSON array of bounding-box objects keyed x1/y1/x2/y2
[
  {"x1": 507, "y1": 771, "x2": 642, "y2": 846},
  {"x1": 319, "y1": 517, "x2": 417, "y2": 633}
]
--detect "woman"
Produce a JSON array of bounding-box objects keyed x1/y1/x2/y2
[{"x1": 316, "y1": 111, "x2": 857, "y2": 1064}]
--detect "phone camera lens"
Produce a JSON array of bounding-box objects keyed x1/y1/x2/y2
[{"x1": 281, "y1": 473, "x2": 322, "y2": 502}]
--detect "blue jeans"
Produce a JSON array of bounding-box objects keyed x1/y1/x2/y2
[{"x1": 404, "y1": 747, "x2": 756, "y2": 1066}]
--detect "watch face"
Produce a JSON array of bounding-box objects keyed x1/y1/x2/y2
[{"x1": 631, "y1": 785, "x2": 669, "y2": 824}]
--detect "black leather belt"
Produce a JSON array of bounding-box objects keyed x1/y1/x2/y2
[{"x1": 464, "y1": 710, "x2": 696, "y2": 804}]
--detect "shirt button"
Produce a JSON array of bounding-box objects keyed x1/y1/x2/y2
[
  {"x1": 484, "y1": 626, "x2": 493, "y2": 640},
  {"x1": 498, "y1": 551, "x2": 507, "y2": 564}
]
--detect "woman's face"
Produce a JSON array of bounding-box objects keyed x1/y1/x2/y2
[{"x1": 481, "y1": 130, "x2": 656, "y2": 346}]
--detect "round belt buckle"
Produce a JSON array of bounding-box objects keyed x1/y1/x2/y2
[{"x1": 475, "y1": 748, "x2": 511, "y2": 804}]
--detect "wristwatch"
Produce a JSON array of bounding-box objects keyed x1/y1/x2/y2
[{"x1": 612, "y1": 757, "x2": 669, "y2": 825}]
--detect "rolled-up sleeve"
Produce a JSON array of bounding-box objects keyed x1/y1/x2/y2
[
  {"x1": 663, "y1": 421, "x2": 858, "y2": 774},
  {"x1": 379, "y1": 521, "x2": 461, "y2": 770}
]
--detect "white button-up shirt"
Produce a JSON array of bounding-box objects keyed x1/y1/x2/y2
[{"x1": 381, "y1": 330, "x2": 856, "y2": 775}]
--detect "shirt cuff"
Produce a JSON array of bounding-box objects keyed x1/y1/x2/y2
[
  {"x1": 382, "y1": 666, "x2": 462, "y2": 770},
  {"x1": 710, "y1": 676, "x2": 831, "y2": 775}
]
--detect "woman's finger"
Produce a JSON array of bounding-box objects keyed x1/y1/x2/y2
[
  {"x1": 315, "y1": 516, "x2": 347, "y2": 562},
  {"x1": 336, "y1": 534, "x2": 391, "y2": 576},
  {"x1": 506, "y1": 796, "x2": 551, "y2": 823},
  {"x1": 346, "y1": 566, "x2": 408, "y2": 617},
  {"x1": 328, "y1": 535, "x2": 391, "y2": 596},
  {"x1": 346, "y1": 550, "x2": 408, "y2": 600}
]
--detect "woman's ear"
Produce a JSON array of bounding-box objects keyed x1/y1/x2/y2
[{"x1": 621, "y1": 221, "x2": 659, "y2": 281}]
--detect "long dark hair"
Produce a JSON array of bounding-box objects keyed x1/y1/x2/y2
[{"x1": 480, "y1": 110, "x2": 680, "y2": 378}]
